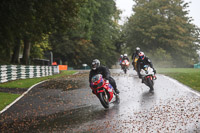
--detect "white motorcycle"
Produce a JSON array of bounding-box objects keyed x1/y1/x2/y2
[{"x1": 140, "y1": 65, "x2": 156, "y2": 92}]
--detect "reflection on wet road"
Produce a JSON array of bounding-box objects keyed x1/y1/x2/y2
[{"x1": 0, "y1": 69, "x2": 200, "y2": 132}]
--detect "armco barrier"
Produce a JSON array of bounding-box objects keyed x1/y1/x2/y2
[{"x1": 0, "y1": 65, "x2": 59, "y2": 83}]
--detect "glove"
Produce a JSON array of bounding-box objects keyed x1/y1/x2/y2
[
  {"x1": 153, "y1": 68, "x2": 156, "y2": 74},
  {"x1": 105, "y1": 80, "x2": 109, "y2": 83}
]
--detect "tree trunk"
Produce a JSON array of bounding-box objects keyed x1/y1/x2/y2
[
  {"x1": 11, "y1": 37, "x2": 21, "y2": 64},
  {"x1": 22, "y1": 37, "x2": 31, "y2": 65}
]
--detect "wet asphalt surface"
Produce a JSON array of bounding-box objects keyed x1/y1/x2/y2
[{"x1": 0, "y1": 69, "x2": 200, "y2": 132}]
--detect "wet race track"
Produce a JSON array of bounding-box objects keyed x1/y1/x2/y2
[{"x1": 0, "y1": 69, "x2": 200, "y2": 132}]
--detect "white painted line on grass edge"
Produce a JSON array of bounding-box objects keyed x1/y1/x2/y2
[
  {"x1": 162, "y1": 75, "x2": 200, "y2": 97},
  {"x1": 0, "y1": 71, "x2": 80, "y2": 114},
  {"x1": 0, "y1": 80, "x2": 47, "y2": 114},
  {"x1": 73, "y1": 72, "x2": 79, "y2": 75}
]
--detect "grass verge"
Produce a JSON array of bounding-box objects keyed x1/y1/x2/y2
[
  {"x1": 158, "y1": 68, "x2": 200, "y2": 92},
  {"x1": 0, "y1": 70, "x2": 77, "y2": 111},
  {"x1": 0, "y1": 92, "x2": 20, "y2": 111}
]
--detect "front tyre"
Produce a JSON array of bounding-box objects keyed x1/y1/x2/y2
[
  {"x1": 147, "y1": 77, "x2": 154, "y2": 92},
  {"x1": 124, "y1": 68, "x2": 127, "y2": 74},
  {"x1": 99, "y1": 91, "x2": 109, "y2": 108}
]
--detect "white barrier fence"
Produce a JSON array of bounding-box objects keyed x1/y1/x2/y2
[{"x1": 0, "y1": 65, "x2": 59, "y2": 83}]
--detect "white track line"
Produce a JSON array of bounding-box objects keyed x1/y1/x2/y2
[
  {"x1": 0, "y1": 71, "x2": 80, "y2": 114},
  {"x1": 0, "y1": 80, "x2": 47, "y2": 114},
  {"x1": 73, "y1": 72, "x2": 79, "y2": 75},
  {"x1": 162, "y1": 75, "x2": 200, "y2": 97}
]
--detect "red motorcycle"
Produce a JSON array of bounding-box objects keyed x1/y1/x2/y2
[
  {"x1": 121, "y1": 59, "x2": 130, "y2": 74},
  {"x1": 90, "y1": 74, "x2": 120, "y2": 108}
]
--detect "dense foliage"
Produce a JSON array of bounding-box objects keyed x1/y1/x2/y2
[
  {"x1": 0, "y1": 0, "x2": 85, "y2": 64},
  {"x1": 49, "y1": 0, "x2": 122, "y2": 68},
  {"x1": 1, "y1": 0, "x2": 199, "y2": 68},
  {"x1": 0, "y1": 0, "x2": 122, "y2": 68},
  {"x1": 124, "y1": 0, "x2": 200, "y2": 67}
]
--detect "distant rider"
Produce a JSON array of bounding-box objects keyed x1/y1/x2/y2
[
  {"x1": 132, "y1": 47, "x2": 141, "y2": 69},
  {"x1": 89, "y1": 59, "x2": 120, "y2": 94},
  {"x1": 122, "y1": 54, "x2": 129, "y2": 62},
  {"x1": 137, "y1": 52, "x2": 156, "y2": 79}
]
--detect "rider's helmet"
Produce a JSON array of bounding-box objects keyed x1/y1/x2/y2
[
  {"x1": 120, "y1": 55, "x2": 123, "y2": 58},
  {"x1": 124, "y1": 54, "x2": 127, "y2": 57},
  {"x1": 91, "y1": 59, "x2": 100, "y2": 70},
  {"x1": 136, "y1": 47, "x2": 140, "y2": 54},
  {"x1": 139, "y1": 52, "x2": 145, "y2": 60}
]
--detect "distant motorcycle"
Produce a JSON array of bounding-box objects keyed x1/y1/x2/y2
[
  {"x1": 133, "y1": 56, "x2": 139, "y2": 76},
  {"x1": 140, "y1": 65, "x2": 156, "y2": 92},
  {"x1": 90, "y1": 74, "x2": 120, "y2": 108},
  {"x1": 133, "y1": 56, "x2": 139, "y2": 72},
  {"x1": 121, "y1": 60, "x2": 130, "y2": 74}
]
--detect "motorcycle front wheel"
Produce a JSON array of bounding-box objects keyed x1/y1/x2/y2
[
  {"x1": 99, "y1": 91, "x2": 109, "y2": 108},
  {"x1": 124, "y1": 68, "x2": 127, "y2": 74},
  {"x1": 147, "y1": 77, "x2": 154, "y2": 91}
]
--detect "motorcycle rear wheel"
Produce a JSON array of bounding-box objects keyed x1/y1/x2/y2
[{"x1": 99, "y1": 91, "x2": 109, "y2": 108}]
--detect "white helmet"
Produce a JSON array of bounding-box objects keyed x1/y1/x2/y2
[
  {"x1": 136, "y1": 47, "x2": 140, "y2": 51},
  {"x1": 124, "y1": 54, "x2": 127, "y2": 57}
]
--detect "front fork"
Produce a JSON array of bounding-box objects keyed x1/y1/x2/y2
[
  {"x1": 144, "y1": 76, "x2": 153, "y2": 85},
  {"x1": 96, "y1": 88, "x2": 107, "y2": 97}
]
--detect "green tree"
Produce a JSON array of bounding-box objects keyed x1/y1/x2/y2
[
  {"x1": 124, "y1": 0, "x2": 200, "y2": 67},
  {"x1": 50, "y1": 0, "x2": 121, "y2": 68},
  {"x1": 0, "y1": 0, "x2": 121, "y2": 67},
  {"x1": 90, "y1": 0, "x2": 121, "y2": 67},
  {"x1": 0, "y1": 0, "x2": 84, "y2": 64}
]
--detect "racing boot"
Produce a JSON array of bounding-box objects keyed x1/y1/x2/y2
[
  {"x1": 114, "y1": 88, "x2": 120, "y2": 94},
  {"x1": 141, "y1": 78, "x2": 144, "y2": 83},
  {"x1": 149, "y1": 88, "x2": 154, "y2": 93}
]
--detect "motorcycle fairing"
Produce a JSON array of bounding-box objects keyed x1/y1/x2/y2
[{"x1": 91, "y1": 74, "x2": 114, "y2": 102}]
